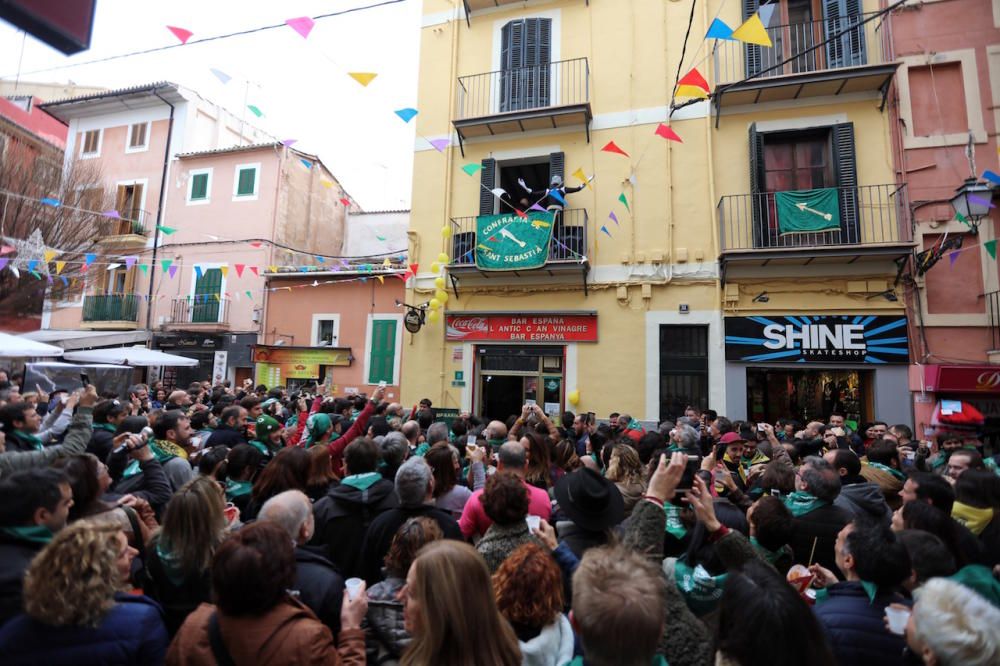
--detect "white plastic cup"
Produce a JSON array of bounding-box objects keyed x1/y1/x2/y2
[
  {"x1": 526, "y1": 515, "x2": 541, "y2": 532},
  {"x1": 345, "y1": 577, "x2": 363, "y2": 601},
  {"x1": 885, "y1": 604, "x2": 910, "y2": 635}
]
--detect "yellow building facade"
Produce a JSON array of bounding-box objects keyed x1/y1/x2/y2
[{"x1": 404, "y1": 0, "x2": 912, "y2": 427}]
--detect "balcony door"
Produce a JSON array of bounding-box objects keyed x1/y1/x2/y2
[
  {"x1": 115, "y1": 182, "x2": 144, "y2": 234},
  {"x1": 500, "y1": 18, "x2": 551, "y2": 113},
  {"x1": 193, "y1": 268, "x2": 222, "y2": 323}
]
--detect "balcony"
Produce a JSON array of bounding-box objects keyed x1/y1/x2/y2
[
  {"x1": 166, "y1": 297, "x2": 231, "y2": 332},
  {"x1": 712, "y1": 13, "x2": 897, "y2": 112},
  {"x1": 95, "y1": 211, "x2": 147, "y2": 246},
  {"x1": 453, "y1": 58, "x2": 591, "y2": 154},
  {"x1": 81, "y1": 294, "x2": 140, "y2": 329},
  {"x1": 717, "y1": 184, "x2": 914, "y2": 267},
  {"x1": 447, "y1": 208, "x2": 591, "y2": 293},
  {"x1": 986, "y1": 290, "x2": 1000, "y2": 352}
]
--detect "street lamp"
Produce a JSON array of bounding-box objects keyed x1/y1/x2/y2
[{"x1": 949, "y1": 177, "x2": 994, "y2": 234}]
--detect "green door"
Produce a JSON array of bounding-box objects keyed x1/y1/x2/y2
[
  {"x1": 368, "y1": 319, "x2": 397, "y2": 384},
  {"x1": 193, "y1": 268, "x2": 222, "y2": 322}
]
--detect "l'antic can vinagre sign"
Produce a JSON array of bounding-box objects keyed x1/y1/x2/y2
[
  {"x1": 724, "y1": 315, "x2": 908, "y2": 364},
  {"x1": 446, "y1": 314, "x2": 598, "y2": 342}
]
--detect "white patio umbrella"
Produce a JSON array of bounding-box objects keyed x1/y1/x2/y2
[
  {"x1": 63, "y1": 345, "x2": 199, "y2": 367},
  {"x1": 0, "y1": 331, "x2": 65, "y2": 358}
]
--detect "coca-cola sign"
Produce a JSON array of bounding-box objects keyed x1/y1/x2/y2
[{"x1": 446, "y1": 314, "x2": 598, "y2": 342}]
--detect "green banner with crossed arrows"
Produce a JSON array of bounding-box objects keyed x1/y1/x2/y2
[
  {"x1": 474, "y1": 211, "x2": 555, "y2": 271},
  {"x1": 774, "y1": 187, "x2": 841, "y2": 235}
]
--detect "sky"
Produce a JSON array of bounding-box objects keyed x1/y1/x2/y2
[{"x1": 0, "y1": 0, "x2": 422, "y2": 211}]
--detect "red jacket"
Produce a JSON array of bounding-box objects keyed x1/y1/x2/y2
[{"x1": 328, "y1": 400, "x2": 375, "y2": 477}]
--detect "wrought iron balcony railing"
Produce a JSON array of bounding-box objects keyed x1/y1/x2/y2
[{"x1": 82, "y1": 294, "x2": 140, "y2": 322}]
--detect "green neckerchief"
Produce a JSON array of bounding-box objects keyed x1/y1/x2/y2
[
  {"x1": 13, "y1": 430, "x2": 44, "y2": 451},
  {"x1": 565, "y1": 656, "x2": 668, "y2": 666},
  {"x1": 248, "y1": 440, "x2": 271, "y2": 456},
  {"x1": 673, "y1": 559, "x2": 728, "y2": 615},
  {"x1": 815, "y1": 580, "x2": 879, "y2": 605},
  {"x1": 0, "y1": 525, "x2": 54, "y2": 545},
  {"x1": 122, "y1": 460, "x2": 142, "y2": 479},
  {"x1": 664, "y1": 503, "x2": 688, "y2": 539},
  {"x1": 414, "y1": 442, "x2": 430, "y2": 457},
  {"x1": 225, "y1": 479, "x2": 252, "y2": 500},
  {"x1": 866, "y1": 461, "x2": 905, "y2": 482},
  {"x1": 750, "y1": 536, "x2": 785, "y2": 565},
  {"x1": 92, "y1": 423, "x2": 118, "y2": 433},
  {"x1": 341, "y1": 472, "x2": 382, "y2": 491},
  {"x1": 154, "y1": 540, "x2": 188, "y2": 586},
  {"x1": 783, "y1": 490, "x2": 829, "y2": 517},
  {"x1": 487, "y1": 438, "x2": 506, "y2": 452}
]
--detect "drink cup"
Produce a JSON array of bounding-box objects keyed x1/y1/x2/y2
[
  {"x1": 345, "y1": 577, "x2": 364, "y2": 601},
  {"x1": 526, "y1": 515, "x2": 541, "y2": 532},
  {"x1": 885, "y1": 604, "x2": 910, "y2": 635},
  {"x1": 223, "y1": 503, "x2": 238, "y2": 524}
]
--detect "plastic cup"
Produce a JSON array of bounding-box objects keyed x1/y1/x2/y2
[
  {"x1": 885, "y1": 604, "x2": 910, "y2": 635},
  {"x1": 526, "y1": 515, "x2": 541, "y2": 532},
  {"x1": 223, "y1": 503, "x2": 238, "y2": 524},
  {"x1": 345, "y1": 577, "x2": 364, "y2": 601}
]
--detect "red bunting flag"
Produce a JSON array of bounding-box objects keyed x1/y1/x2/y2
[
  {"x1": 340, "y1": 198, "x2": 351, "y2": 207},
  {"x1": 678, "y1": 68, "x2": 710, "y2": 92},
  {"x1": 655, "y1": 124, "x2": 683, "y2": 143},
  {"x1": 601, "y1": 141, "x2": 630, "y2": 157},
  {"x1": 515, "y1": 209, "x2": 527, "y2": 219},
  {"x1": 166, "y1": 26, "x2": 193, "y2": 44},
  {"x1": 408, "y1": 263, "x2": 419, "y2": 276},
  {"x1": 250, "y1": 266, "x2": 260, "y2": 277},
  {"x1": 249, "y1": 241, "x2": 262, "y2": 248},
  {"x1": 235, "y1": 263, "x2": 245, "y2": 277}
]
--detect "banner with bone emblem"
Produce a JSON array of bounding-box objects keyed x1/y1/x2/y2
[
  {"x1": 475, "y1": 211, "x2": 554, "y2": 271},
  {"x1": 774, "y1": 188, "x2": 841, "y2": 235}
]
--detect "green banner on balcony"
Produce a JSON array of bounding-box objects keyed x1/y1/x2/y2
[
  {"x1": 475, "y1": 211, "x2": 554, "y2": 271},
  {"x1": 774, "y1": 188, "x2": 841, "y2": 235}
]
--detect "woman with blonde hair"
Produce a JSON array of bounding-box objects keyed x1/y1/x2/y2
[
  {"x1": 140, "y1": 475, "x2": 230, "y2": 635},
  {"x1": 400, "y1": 539, "x2": 521, "y2": 666},
  {"x1": 605, "y1": 444, "x2": 646, "y2": 516},
  {"x1": 0, "y1": 521, "x2": 168, "y2": 664}
]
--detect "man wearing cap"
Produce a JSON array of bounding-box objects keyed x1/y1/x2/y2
[
  {"x1": 553, "y1": 467, "x2": 625, "y2": 559},
  {"x1": 718, "y1": 432, "x2": 750, "y2": 492}
]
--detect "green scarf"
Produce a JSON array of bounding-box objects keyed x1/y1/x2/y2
[
  {"x1": 664, "y1": 503, "x2": 688, "y2": 539},
  {"x1": 154, "y1": 541, "x2": 188, "y2": 586},
  {"x1": 866, "y1": 461, "x2": 905, "y2": 482},
  {"x1": 152, "y1": 439, "x2": 188, "y2": 461},
  {"x1": 414, "y1": 442, "x2": 430, "y2": 457},
  {"x1": 783, "y1": 491, "x2": 829, "y2": 517},
  {"x1": 225, "y1": 479, "x2": 252, "y2": 500},
  {"x1": 13, "y1": 430, "x2": 44, "y2": 451},
  {"x1": 341, "y1": 472, "x2": 382, "y2": 491},
  {"x1": 0, "y1": 525, "x2": 54, "y2": 545},
  {"x1": 122, "y1": 460, "x2": 142, "y2": 479},
  {"x1": 487, "y1": 438, "x2": 506, "y2": 452},
  {"x1": 815, "y1": 580, "x2": 879, "y2": 605},
  {"x1": 673, "y1": 560, "x2": 728, "y2": 615},
  {"x1": 565, "y1": 656, "x2": 668, "y2": 666},
  {"x1": 92, "y1": 423, "x2": 118, "y2": 433},
  {"x1": 750, "y1": 536, "x2": 785, "y2": 565},
  {"x1": 248, "y1": 440, "x2": 271, "y2": 456}
]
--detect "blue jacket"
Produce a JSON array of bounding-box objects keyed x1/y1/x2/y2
[
  {"x1": 812, "y1": 582, "x2": 908, "y2": 666},
  {"x1": 0, "y1": 593, "x2": 168, "y2": 665}
]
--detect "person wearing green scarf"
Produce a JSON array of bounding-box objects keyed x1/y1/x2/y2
[
  {"x1": 249, "y1": 415, "x2": 283, "y2": 457},
  {"x1": 0, "y1": 402, "x2": 44, "y2": 452},
  {"x1": 88, "y1": 398, "x2": 128, "y2": 462},
  {"x1": 784, "y1": 457, "x2": 852, "y2": 574}
]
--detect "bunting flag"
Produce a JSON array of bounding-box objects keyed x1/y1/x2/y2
[
  {"x1": 0, "y1": 245, "x2": 13, "y2": 255},
  {"x1": 285, "y1": 16, "x2": 315, "y2": 39},
  {"x1": 55, "y1": 261, "x2": 65, "y2": 274},
  {"x1": 235, "y1": 263, "x2": 246, "y2": 277},
  {"x1": 382, "y1": 257, "x2": 392, "y2": 267},
  {"x1": 970, "y1": 194, "x2": 995, "y2": 209},
  {"x1": 462, "y1": 163, "x2": 482, "y2": 176},
  {"x1": 609, "y1": 211, "x2": 620, "y2": 226},
  {"x1": 600, "y1": 225, "x2": 612, "y2": 238},
  {"x1": 572, "y1": 168, "x2": 592, "y2": 190},
  {"x1": 549, "y1": 190, "x2": 568, "y2": 207},
  {"x1": 26, "y1": 260, "x2": 38, "y2": 273},
  {"x1": 246, "y1": 290, "x2": 253, "y2": 300},
  {"x1": 300, "y1": 158, "x2": 313, "y2": 169},
  {"x1": 43, "y1": 249, "x2": 56, "y2": 263},
  {"x1": 106, "y1": 263, "x2": 121, "y2": 271},
  {"x1": 85, "y1": 253, "x2": 96, "y2": 266},
  {"x1": 124, "y1": 256, "x2": 136, "y2": 269},
  {"x1": 250, "y1": 242, "x2": 263, "y2": 248},
  {"x1": 340, "y1": 197, "x2": 351, "y2": 206},
  {"x1": 377, "y1": 275, "x2": 384, "y2": 284},
  {"x1": 394, "y1": 108, "x2": 418, "y2": 123},
  {"x1": 949, "y1": 251, "x2": 959, "y2": 267},
  {"x1": 250, "y1": 266, "x2": 260, "y2": 277},
  {"x1": 161, "y1": 259, "x2": 173, "y2": 272},
  {"x1": 706, "y1": 18, "x2": 735, "y2": 40},
  {"x1": 9, "y1": 264, "x2": 18, "y2": 278},
  {"x1": 268, "y1": 265, "x2": 278, "y2": 273},
  {"x1": 731, "y1": 13, "x2": 773, "y2": 47},
  {"x1": 220, "y1": 265, "x2": 229, "y2": 277},
  {"x1": 676, "y1": 68, "x2": 711, "y2": 98},
  {"x1": 655, "y1": 123, "x2": 683, "y2": 143},
  {"x1": 758, "y1": 3, "x2": 777, "y2": 27},
  {"x1": 618, "y1": 193, "x2": 631, "y2": 213},
  {"x1": 60, "y1": 275, "x2": 68, "y2": 286},
  {"x1": 247, "y1": 105, "x2": 263, "y2": 118},
  {"x1": 983, "y1": 170, "x2": 1000, "y2": 185},
  {"x1": 515, "y1": 209, "x2": 527, "y2": 219},
  {"x1": 529, "y1": 202, "x2": 547, "y2": 213},
  {"x1": 281, "y1": 139, "x2": 297, "y2": 147},
  {"x1": 195, "y1": 266, "x2": 204, "y2": 279},
  {"x1": 319, "y1": 179, "x2": 333, "y2": 189},
  {"x1": 139, "y1": 264, "x2": 149, "y2": 274},
  {"x1": 214, "y1": 294, "x2": 221, "y2": 303},
  {"x1": 490, "y1": 187, "x2": 507, "y2": 198},
  {"x1": 408, "y1": 263, "x2": 419, "y2": 275},
  {"x1": 102, "y1": 210, "x2": 120, "y2": 219},
  {"x1": 168, "y1": 265, "x2": 179, "y2": 279},
  {"x1": 156, "y1": 225, "x2": 177, "y2": 235},
  {"x1": 430, "y1": 138, "x2": 450, "y2": 152},
  {"x1": 986, "y1": 240, "x2": 998, "y2": 260},
  {"x1": 209, "y1": 68, "x2": 231, "y2": 84},
  {"x1": 601, "y1": 141, "x2": 630, "y2": 157},
  {"x1": 348, "y1": 72, "x2": 378, "y2": 87},
  {"x1": 40, "y1": 197, "x2": 60, "y2": 207},
  {"x1": 166, "y1": 26, "x2": 193, "y2": 44}
]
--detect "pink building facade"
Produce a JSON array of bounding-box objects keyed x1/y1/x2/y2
[{"x1": 888, "y1": 0, "x2": 1000, "y2": 442}]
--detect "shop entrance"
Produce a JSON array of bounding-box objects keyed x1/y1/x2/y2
[
  {"x1": 746, "y1": 367, "x2": 874, "y2": 427},
  {"x1": 476, "y1": 345, "x2": 564, "y2": 423}
]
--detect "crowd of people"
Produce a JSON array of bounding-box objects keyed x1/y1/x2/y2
[{"x1": 0, "y1": 371, "x2": 998, "y2": 665}]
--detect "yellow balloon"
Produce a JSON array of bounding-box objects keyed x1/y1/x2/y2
[
  {"x1": 430, "y1": 261, "x2": 440, "y2": 273},
  {"x1": 441, "y1": 226, "x2": 452, "y2": 238},
  {"x1": 434, "y1": 277, "x2": 446, "y2": 289},
  {"x1": 429, "y1": 298, "x2": 441, "y2": 310},
  {"x1": 437, "y1": 252, "x2": 449, "y2": 264},
  {"x1": 435, "y1": 290, "x2": 449, "y2": 304},
  {"x1": 568, "y1": 389, "x2": 580, "y2": 406},
  {"x1": 427, "y1": 309, "x2": 440, "y2": 323}
]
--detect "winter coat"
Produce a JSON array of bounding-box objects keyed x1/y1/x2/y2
[
  {"x1": 555, "y1": 520, "x2": 609, "y2": 560},
  {"x1": 0, "y1": 593, "x2": 168, "y2": 665},
  {"x1": 476, "y1": 520, "x2": 542, "y2": 573},
  {"x1": 0, "y1": 529, "x2": 47, "y2": 626},
  {"x1": 360, "y1": 504, "x2": 463, "y2": 584},
  {"x1": 311, "y1": 478, "x2": 398, "y2": 579},
  {"x1": 614, "y1": 480, "x2": 646, "y2": 517},
  {"x1": 87, "y1": 425, "x2": 117, "y2": 462},
  {"x1": 204, "y1": 426, "x2": 246, "y2": 449},
  {"x1": 518, "y1": 614, "x2": 575, "y2": 666},
  {"x1": 789, "y1": 503, "x2": 853, "y2": 574},
  {"x1": 138, "y1": 536, "x2": 212, "y2": 637},
  {"x1": 365, "y1": 576, "x2": 408, "y2": 658},
  {"x1": 0, "y1": 407, "x2": 92, "y2": 479},
  {"x1": 812, "y1": 582, "x2": 908, "y2": 666},
  {"x1": 167, "y1": 598, "x2": 365, "y2": 666},
  {"x1": 107, "y1": 458, "x2": 173, "y2": 514},
  {"x1": 834, "y1": 481, "x2": 892, "y2": 526},
  {"x1": 294, "y1": 546, "x2": 345, "y2": 636}
]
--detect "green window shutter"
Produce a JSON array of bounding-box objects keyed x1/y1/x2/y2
[
  {"x1": 193, "y1": 268, "x2": 222, "y2": 322},
  {"x1": 237, "y1": 168, "x2": 256, "y2": 196},
  {"x1": 368, "y1": 319, "x2": 397, "y2": 384},
  {"x1": 191, "y1": 173, "x2": 208, "y2": 200}
]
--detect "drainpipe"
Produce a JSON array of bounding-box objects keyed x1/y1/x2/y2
[{"x1": 145, "y1": 89, "x2": 175, "y2": 343}]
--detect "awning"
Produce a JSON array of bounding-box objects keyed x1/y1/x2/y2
[
  {"x1": 64, "y1": 345, "x2": 199, "y2": 367},
  {"x1": 0, "y1": 332, "x2": 64, "y2": 358},
  {"x1": 923, "y1": 365, "x2": 1000, "y2": 394},
  {"x1": 21, "y1": 329, "x2": 151, "y2": 351}
]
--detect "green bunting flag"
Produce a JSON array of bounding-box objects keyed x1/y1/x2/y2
[
  {"x1": 461, "y1": 163, "x2": 482, "y2": 177},
  {"x1": 156, "y1": 225, "x2": 177, "y2": 235},
  {"x1": 618, "y1": 193, "x2": 630, "y2": 213},
  {"x1": 985, "y1": 239, "x2": 997, "y2": 260}
]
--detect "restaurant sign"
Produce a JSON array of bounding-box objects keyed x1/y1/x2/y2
[
  {"x1": 252, "y1": 345, "x2": 352, "y2": 386},
  {"x1": 724, "y1": 315, "x2": 908, "y2": 364},
  {"x1": 446, "y1": 314, "x2": 597, "y2": 342}
]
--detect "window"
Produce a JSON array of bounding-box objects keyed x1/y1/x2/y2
[
  {"x1": 908, "y1": 63, "x2": 968, "y2": 137},
  {"x1": 311, "y1": 314, "x2": 341, "y2": 346},
  {"x1": 233, "y1": 163, "x2": 259, "y2": 200},
  {"x1": 659, "y1": 325, "x2": 709, "y2": 422},
  {"x1": 187, "y1": 169, "x2": 212, "y2": 204},
  {"x1": 116, "y1": 182, "x2": 145, "y2": 229},
  {"x1": 81, "y1": 129, "x2": 101, "y2": 157},
  {"x1": 366, "y1": 317, "x2": 401, "y2": 385},
  {"x1": 500, "y1": 18, "x2": 552, "y2": 112},
  {"x1": 192, "y1": 268, "x2": 223, "y2": 323},
  {"x1": 126, "y1": 122, "x2": 149, "y2": 152}
]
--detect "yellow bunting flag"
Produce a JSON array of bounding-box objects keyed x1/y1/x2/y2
[
  {"x1": 268, "y1": 265, "x2": 278, "y2": 273},
  {"x1": 55, "y1": 261, "x2": 66, "y2": 274},
  {"x1": 43, "y1": 249, "x2": 56, "y2": 263},
  {"x1": 220, "y1": 265, "x2": 229, "y2": 277},
  {"x1": 731, "y1": 13, "x2": 773, "y2": 47},
  {"x1": 383, "y1": 257, "x2": 391, "y2": 267},
  {"x1": 572, "y1": 168, "x2": 592, "y2": 190},
  {"x1": 675, "y1": 86, "x2": 708, "y2": 98},
  {"x1": 348, "y1": 72, "x2": 378, "y2": 87},
  {"x1": 377, "y1": 275, "x2": 384, "y2": 284},
  {"x1": 320, "y1": 179, "x2": 333, "y2": 189},
  {"x1": 214, "y1": 294, "x2": 221, "y2": 303}
]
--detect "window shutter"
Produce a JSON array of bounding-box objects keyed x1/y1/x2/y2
[
  {"x1": 194, "y1": 268, "x2": 223, "y2": 322},
  {"x1": 500, "y1": 20, "x2": 524, "y2": 112},
  {"x1": 749, "y1": 123, "x2": 767, "y2": 247},
  {"x1": 549, "y1": 152, "x2": 565, "y2": 185},
  {"x1": 238, "y1": 168, "x2": 255, "y2": 196},
  {"x1": 479, "y1": 158, "x2": 496, "y2": 215},
  {"x1": 368, "y1": 320, "x2": 397, "y2": 384},
  {"x1": 832, "y1": 122, "x2": 860, "y2": 243},
  {"x1": 823, "y1": 0, "x2": 865, "y2": 68},
  {"x1": 191, "y1": 173, "x2": 208, "y2": 200},
  {"x1": 743, "y1": 0, "x2": 762, "y2": 77}
]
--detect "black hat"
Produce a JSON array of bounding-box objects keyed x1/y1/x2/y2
[{"x1": 554, "y1": 468, "x2": 625, "y2": 532}]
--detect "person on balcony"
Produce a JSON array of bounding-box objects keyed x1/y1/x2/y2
[{"x1": 517, "y1": 175, "x2": 586, "y2": 259}]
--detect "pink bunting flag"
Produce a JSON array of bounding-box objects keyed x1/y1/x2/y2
[
  {"x1": 0, "y1": 245, "x2": 13, "y2": 255},
  {"x1": 124, "y1": 256, "x2": 136, "y2": 269},
  {"x1": 250, "y1": 241, "x2": 262, "y2": 248},
  {"x1": 281, "y1": 139, "x2": 297, "y2": 147},
  {"x1": 167, "y1": 26, "x2": 193, "y2": 44},
  {"x1": 430, "y1": 138, "x2": 450, "y2": 152},
  {"x1": 250, "y1": 266, "x2": 260, "y2": 277},
  {"x1": 601, "y1": 141, "x2": 630, "y2": 157},
  {"x1": 340, "y1": 198, "x2": 351, "y2": 207},
  {"x1": 235, "y1": 263, "x2": 245, "y2": 278},
  {"x1": 285, "y1": 16, "x2": 315, "y2": 39}
]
